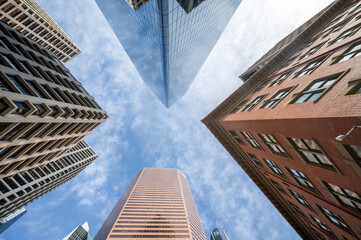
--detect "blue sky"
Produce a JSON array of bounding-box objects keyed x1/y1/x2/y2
[{"x1": 1, "y1": 0, "x2": 333, "y2": 239}]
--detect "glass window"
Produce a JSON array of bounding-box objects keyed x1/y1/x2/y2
[
  {"x1": 0, "y1": 76, "x2": 12, "y2": 92},
  {"x1": 310, "y1": 215, "x2": 334, "y2": 236},
  {"x1": 293, "y1": 74, "x2": 340, "y2": 103},
  {"x1": 318, "y1": 206, "x2": 352, "y2": 234},
  {"x1": 264, "y1": 159, "x2": 285, "y2": 177},
  {"x1": 288, "y1": 201, "x2": 306, "y2": 217},
  {"x1": 311, "y1": 228, "x2": 326, "y2": 240},
  {"x1": 325, "y1": 182, "x2": 361, "y2": 213},
  {"x1": 241, "y1": 132, "x2": 262, "y2": 149},
  {"x1": 248, "y1": 153, "x2": 263, "y2": 167},
  {"x1": 287, "y1": 168, "x2": 317, "y2": 192},
  {"x1": 259, "y1": 134, "x2": 288, "y2": 156},
  {"x1": 41, "y1": 84, "x2": 58, "y2": 101},
  {"x1": 7, "y1": 75, "x2": 31, "y2": 95},
  {"x1": 335, "y1": 41, "x2": 361, "y2": 63},
  {"x1": 230, "y1": 99, "x2": 248, "y2": 114},
  {"x1": 293, "y1": 57, "x2": 326, "y2": 78},
  {"x1": 270, "y1": 179, "x2": 287, "y2": 194},
  {"x1": 300, "y1": 40, "x2": 314, "y2": 51},
  {"x1": 331, "y1": 24, "x2": 361, "y2": 44},
  {"x1": 279, "y1": 57, "x2": 296, "y2": 70},
  {"x1": 323, "y1": 22, "x2": 347, "y2": 38},
  {"x1": 345, "y1": 144, "x2": 361, "y2": 167},
  {"x1": 299, "y1": 43, "x2": 323, "y2": 60},
  {"x1": 228, "y1": 130, "x2": 245, "y2": 145},
  {"x1": 26, "y1": 81, "x2": 46, "y2": 98},
  {"x1": 269, "y1": 72, "x2": 292, "y2": 87},
  {"x1": 252, "y1": 80, "x2": 270, "y2": 92},
  {"x1": 262, "y1": 87, "x2": 293, "y2": 108},
  {"x1": 242, "y1": 95, "x2": 267, "y2": 111},
  {"x1": 289, "y1": 189, "x2": 313, "y2": 210},
  {"x1": 1, "y1": 54, "x2": 19, "y2": 70},
  {"x1": 289, "y1": 138, "x2": 335, "y2": 170}
]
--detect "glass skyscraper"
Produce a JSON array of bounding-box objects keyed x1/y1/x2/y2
[
  {"x1": 96, "y1": 0, "x2": 242, "y2": 107},
  {"x1": 211, "y1": 228, "x2": 229, "y2": 240}
]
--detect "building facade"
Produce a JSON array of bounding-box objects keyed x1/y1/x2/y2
[
  {"x1": 95, "y1": 0, "x2": 242, "y2": 107},
  {"x1": 203, "y1": 0, "x2": 361, "y2": 239},
  {"x1": 63, "y1": 221, "x2": 94, "y2": 240},
  {"x1": 0, "y1": 0, "x2": 81, "y2": 64},
  {"x1": 0, "y1": 19, "x2": 106, "y2": 178},
  {"x1": 94, "y1": 168, "x2": 206, "y2": 240},
  {"x1": 0, "y1": 206, "x2": 25, "y2": 233},
  {"x1": 210, "y1": 228, "x2": 229, "y2": 240},
  {"x1": 0, "y1": 140, "x2": 98, "y2": 219}
]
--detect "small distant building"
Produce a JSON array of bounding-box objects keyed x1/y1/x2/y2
[
  {"x1": 63, "y1": 221, "x2": 93, "y2": 240},
  {"x1": 211, "y1": 228, "x2": 229, "y2": 240},
  {"x1": 0, "y1": 207, "x2": 26, "y2": 234}
]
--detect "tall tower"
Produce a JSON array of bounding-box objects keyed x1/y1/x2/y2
[
  {"x1": 0, "y1": 0, "x2": 81, "y2": 64},
  {"x1": 63, "y1": 221, "x2": 94, "y2": 240},
  {"x1": 203, "y1": 0, "x2": 361, "y2": 239},
  {"x1": 94, "y1": 168, "x2": 206, "y2": 240},
  {"x1": 95, "y1": 0, "x2": 242, "y2": 107},
  {"x1": 0, "y1": 140, "x2": 98, "y2": 219},
  {"x1": 211, "y1": 228, "x2": 229, "y2": 240}
]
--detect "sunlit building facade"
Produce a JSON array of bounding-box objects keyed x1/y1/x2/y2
[
  {"x1": 94, "y1": 168, "x2": 206, "y2": 240},
  {"x1": 95, "y1": 0, "x2": 242, "y2": 107},
  {"x1": 0, "y1": 0, "x2": 81, "y2": 64},
  {"x1": 203, "y1": 0, "x2": 361, "y2": 239}
]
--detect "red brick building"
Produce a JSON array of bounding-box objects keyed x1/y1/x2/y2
[{"x1": 203, "y1": 0, "x2": 361, "y2": 239}]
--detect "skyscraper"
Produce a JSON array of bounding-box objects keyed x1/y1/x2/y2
[
  {"x1": 0, "y1": 0, "x2": 81, "y2": 64},
  {"x1": 203, "y1": 0, "x2": 361, "y2": 239},
  {"x1": 63, "y1": 221, "x2": 94, "y2": 240},
  {"x1": 0, "y1": 140, "x2": 98, "y2": 219},
  {"x1": 0, "y1": 207, "x2": 26, "y2": 234},
  {"x1": 211, "y1": 228, "x2": 229, "y2": 240},
  {"x1": 95, "y1": 0, "x2": 242, "y2": 107},
  {"x1": 94, "y1": 168, "x2": 206, "y2": 240},
  {"x1": 0, "y1": 19, "x2": 106, "y2": 178}
]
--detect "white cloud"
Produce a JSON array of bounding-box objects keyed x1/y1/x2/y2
[{"x1": 10, "y1": 0, "x2": 334, "y2": 239}]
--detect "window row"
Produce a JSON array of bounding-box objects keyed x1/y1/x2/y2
[
  {"x1": 271, "y1": 179, "x2": 360, "y2": 238},
  {"x1": 231, "y1": 68, "x2": 359, "y2": 114},
  {"x1": 0, "y1": 121, "x2": 98, "y2": 144},
  {"x1": 0, "y1": 154, "x2": 94, "y2": 206},
  {"x1": 0, "y1": 72, "x2": 102, "y2": 110}
]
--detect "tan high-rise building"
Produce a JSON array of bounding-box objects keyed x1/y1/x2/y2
[
  {"x1": 94, "y1": 168, "x2": 206, "y2": 240},
  {"x1": 0, "y1": 0, "x2": 81, "y2": 64}
]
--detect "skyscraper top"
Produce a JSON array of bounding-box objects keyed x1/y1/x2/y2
[
  {"x1": 211, "y1": 228, "x2": 229, "y2": 240},
  {"x1": 0, "y1": 0, "x2": 81, "y2": 64},
  {"x1": 96, "y1": 0, "x2": 242, "y2": 107}
]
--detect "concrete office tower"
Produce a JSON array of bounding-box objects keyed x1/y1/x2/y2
[
  {"x1": 63, "y1": 221, "x2": 94, "y2": 240},
  {"x1": 0, "y1": 207, "x2": 25, "y2": 234},
  {"x1": 0, "y1": 20, "x2": 106, "y2": 178},
  {"x1": 0, "y1": 140, "x2": 98, "y2": 219},
  {"x1": 95, "y1": 0, "x2": 242, "y2": 107},
  {"x1": 94, "y1": 168, "x2": 206, "y2": 240},
  {"x1": 0, "y1": 0, "x2": 81, "y2": 64},
  {"x1": 203, "y1": 0, "x2": 361, "y2": 239},
  {"x1": 211, "y1": 228, "x2": 229, "y2": 240}
]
